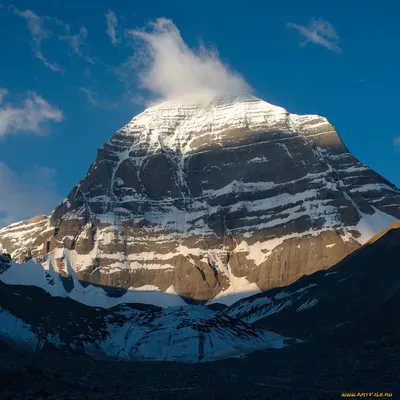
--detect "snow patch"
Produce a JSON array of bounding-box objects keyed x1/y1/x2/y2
[
  {"x1": 324, "y1": 271, "x2": 338, "y2": 276},
  {"x1": 101, "y1": 305, "x2": 289, "y2": 362},
  {"x1": 0, "y1": 257, "x2": 186, "y2": 309},
  {"x1": 348, "y1": 205, "x2": 398, "y2": 244},
  {"x1": 0, "y1": 307, "x2": 40, "y2": 351},
  {"x1": 207, "y1": 276, "x2": 261, "y2": 306},
  {"x1": 296, "y1": 298, "x2": 319, "y2": 312}
]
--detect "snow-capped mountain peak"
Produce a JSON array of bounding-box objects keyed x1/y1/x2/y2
[
  {"x1": 118, "y1": 93, "x2": 288, "y2": 156},
  {"x1": 0, "y1": 94, "x2": 399, "y2": 307}
]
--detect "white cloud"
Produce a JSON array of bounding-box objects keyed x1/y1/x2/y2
[
  {"x1": 394, "y1": 136, "x2": 400, "y2": 147},
  {"x1": 12, "y1": 7, "x2": 63, "y2": 73},
  {"x1": 12, "y1": 7, "x2": 89, "y2": 72},
  {"x1": 0, "y1": 90, "x2": 63, "y2": 138},
  {"x1": 0, "y1": 162, "x2": 61, "y2": 227},
  {"x1": 287, "y1": 18, "x2": 341, "y2": 54},
  {"x1": 126, "y1": 18, "x2": 251, "y2": 104},
  {"x1": 106, "y1": 10, "x2": 120, "y2": 45}
]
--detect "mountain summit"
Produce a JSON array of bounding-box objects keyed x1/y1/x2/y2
[{"x1": 1, "y1": 94, "x2": 399, "y2": 304}]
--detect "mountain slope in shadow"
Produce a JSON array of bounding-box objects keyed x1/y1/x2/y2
[{"x1": 226, "y1": 221, "x2": 400, "y2": 350}]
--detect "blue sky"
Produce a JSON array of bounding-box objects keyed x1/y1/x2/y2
[{"x1": 0, "y1": 0, "x2": 399, "y2": 225}]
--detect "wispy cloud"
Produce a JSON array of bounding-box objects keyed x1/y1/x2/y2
[
  {"x1": 80, "y1": 87, "x2": 99, "y2": 106},
  {"x1": 12, "y1": 6, "x2": 63, "y2": 73},
  {"x1": 124, "y1": 18, "x2": 251, "y2": 104},
  {"x1": 105, "y1": 10, "x2": 120, "y2": 45},
  {"x1": 12, "y1": 6, "x2": 89, "y2": 72},
  {"x1": 0, "y1": 162, "x2": 61, "y2": 227},
  {"x1": 287, "y1": 18, "x2": 341, "y2": 54},
  {"x1": 0, "y1": 88, "x2": 7, "y2": 104},
  {"x1": 80, "y1": 87, "x2": 117, "y2": 109},
  {"x1": 394, "y1": 136, "x2": 400, "y2": 148},
  {"x1": 59, "y1": 25, "x2": 87, "y2": 55},
  {"x1": 0, "y1": 89, "x2": 63, "y2": 138}
]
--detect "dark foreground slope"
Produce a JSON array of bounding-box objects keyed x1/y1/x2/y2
[
  {"x1": 1, "y1": 224, "x2": 400, "y2": 399},
  {"x1": 0, "y1": 322, "x2": 399, "y2": 400},
  {"x1": 226, "y1": 220, "x2": 400, "y2": 346},
  {"x1": 1, "y1": 337, "x2": 400, "y2": 400}
]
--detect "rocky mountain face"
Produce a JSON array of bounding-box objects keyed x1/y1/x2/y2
[
  {"x1": 0, "y1": 94, "x2": 399, "y2": 303},
  {"x1": 226, "y1": 221, "x2": 400, "y2": 349},
  {"x1": 1, "y1": 224, "x2": 400, "y2": 399},
  {"x1": 0, "y1": 220, "x2": 399, "y2": 365}
]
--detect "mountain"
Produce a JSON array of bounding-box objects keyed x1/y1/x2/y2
[
  {"x1": 1, "y1": 211, "x2": 399, "y2": 399},
  {"x1": 3, "y1": 220, "x2": 399, "y2": 362},
  {"x1": 226, "y1": 220, "x2": 400, "y2": 347},
  {"x1": 0, "y1": 94, "x2": 399, "y2": 304},
  {"x1": 0, "y1": 255, "x2": 291, "y2": 363}
]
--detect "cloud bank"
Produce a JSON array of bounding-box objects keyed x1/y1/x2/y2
[
  {"x1": 287, "y1": 18, "x2": 341, "y2": 54},
  {"x1": 0, "y1": 90, "x2": 63, "y2": 138},
  {"x1": 127, "y1": 18, "x2": 251, "y2": 103},
  {"x1": 394, "y1": 136, "x2": 400, "y2": 148},
  {"x1": 0, "y1": 162, "x2": 61, "y2": 227}
]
